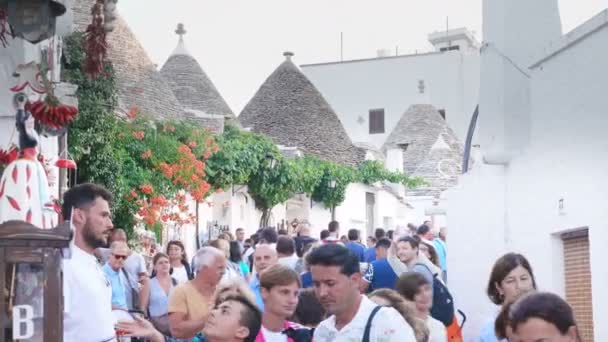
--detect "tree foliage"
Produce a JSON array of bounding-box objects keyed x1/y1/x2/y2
[
  {"x1": 64, "y1": 33, "x2": 216, "y2": 238},
  {"x1": 64, "y1": 34, "x2": 424, "y2": 232}
]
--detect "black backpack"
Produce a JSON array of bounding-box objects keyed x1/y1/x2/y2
[{"x1": 416, "y1": 263, "x2": 455, "y2": 326}]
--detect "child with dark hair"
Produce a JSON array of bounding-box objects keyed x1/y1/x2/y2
[
  {"x1": 291, "y1": 289, "x2": 326, "y2": 328},
  {"x1": 509, "y1": 292, "x2": 581, "y2": 342}
]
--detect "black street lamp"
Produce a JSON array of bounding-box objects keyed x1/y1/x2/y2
[
  {"x1": 329, "y1": 179, "x2": 337, "y2": 220},
  {"x1": 266, "y1": 154, "x2": 277, "y2": 169},
  {"x1": 5, "y1": 0, "x2": 66, "y2": 44}
]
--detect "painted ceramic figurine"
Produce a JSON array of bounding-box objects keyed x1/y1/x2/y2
[{"x1": 0, "y1": 93, "x2": 55, "y2": 228}]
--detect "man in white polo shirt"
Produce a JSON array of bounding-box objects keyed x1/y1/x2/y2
[
  {"x1": 62, "y1": 183, "x2": 117, "y2": 342},
  {"x1": 307, "y1": 244, "x2": 416, "y2": 342}
]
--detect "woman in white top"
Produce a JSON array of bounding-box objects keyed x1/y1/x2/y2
[
  {"x1": 166, "y1": 240, "x2": 192, "y2": 284},
  {"x1": 396, "y1": 272, "x2": 447, "y2": 342}
]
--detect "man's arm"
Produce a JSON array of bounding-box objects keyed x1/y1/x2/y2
[
  {"x1": 136, "y1": 253, "x2": 150, "y2": 312},
  {"x1": 167, "y1": 286, "x2": 210, "y2": 338},
  {"x1": 168, "y1": 312, "x2": 207, "y2": 339},
  {"x1": 360, "y1": 263, "x2": 373, "y2": 293}
]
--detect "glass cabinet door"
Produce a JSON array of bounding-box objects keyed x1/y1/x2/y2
[{"x1": 4, "y1": 263, "x2": 45, "y2": 342}]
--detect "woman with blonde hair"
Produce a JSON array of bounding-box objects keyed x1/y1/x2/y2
[{"x1": 369, "y1": 289, "x2": 430, "y2": 342}]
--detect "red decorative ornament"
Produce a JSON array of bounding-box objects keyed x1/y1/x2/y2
[{"x1": 55, "y1": 159, "x2": 77, "y2": 169}]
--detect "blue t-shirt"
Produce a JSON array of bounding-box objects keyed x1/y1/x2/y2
[
  {"x1": 363, "y1": 258, "x2": 398, "y2": 292},
  {"x1": 364, "y1": 247, "x2": 376, "y2": 263},
  {"x1": 249, "y1": 277, "x2": 264, "y2": 312},
  {"x1": 102, "y1": 263, "x2": 128, "y2": 309},
  {"x1": 301, "y1": 271, "x2": 313, "y2": 289},
  {"x1": 346, "y1": 242, "x2": 366, "y2": 262},
  {"x1": 433, "y1": 238, "x2": 447, "y2": 272},
  {"x1": 478, "y1": 318, "x2": 505, "y2": 342}
]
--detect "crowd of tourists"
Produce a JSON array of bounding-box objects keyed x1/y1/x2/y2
[{"x1": 62, "y1": 183, "x2": 584, "y2": 342}]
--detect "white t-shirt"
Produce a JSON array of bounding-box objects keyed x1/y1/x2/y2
[
  {"x1": 278, "y1": 254, "x2": 299, "y2": 270},
  {"x1": 172, "y1": 265, "x2": 189, "y2": 284},
  {"x1": 261, "y1": 326, "x2": 288, "y2": 342},
  {"x1": 64, "y1": 244, "x2": 116, "y2": 342},
  {"x1": 427, "y1": 316, "x2": 448, "y2": 342},
  {"x1": 314, "y1": 295, "x2": 416, "y2": 342}
]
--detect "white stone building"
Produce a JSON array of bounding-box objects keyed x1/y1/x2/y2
[
  {"x1": 299, "y1": 29, "x2": 477, "y2": 225},
  {"x1": 300, "y1": 28, "x2": 480, "y2": 147},
  {"x1": 445, "y1": 2, "x2": 608, "y2": 341},
  {"x1": 0, "y1": 2, "x2": 79, "y2": 206}
]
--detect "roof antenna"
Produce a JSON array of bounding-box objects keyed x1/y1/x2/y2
[
  {"x1": 340, "y1": 32, "x2": 344, "y2": 62},
  {"x1": 446, "y1": 16, "x2": 451, "y2": 47}
]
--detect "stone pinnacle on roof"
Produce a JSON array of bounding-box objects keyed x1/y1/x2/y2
[
  {"x1": 160, "y1": 23, "x2": 235, "y2": 119},
  {"x1": 283, "y1": 51, "x2": 295, "y2": 60},
  {"x1": 171, "y1": 23, "x2": 191, "y2": 56},
  {"x1": 239, "y1": 52, "x2": 364, "y2": 165}
]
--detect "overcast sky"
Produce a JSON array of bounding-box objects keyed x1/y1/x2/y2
[{"x1": 118, "y1": 0, "x2": 606, "y2": 114}]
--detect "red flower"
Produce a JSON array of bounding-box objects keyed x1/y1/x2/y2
[
  {"x1": 141, "y1": 149, "x2": 152, "y2": 159},
  {"x1": 132, "y1": 131, "x2": 145, "y2": 140},
  {"x1": 188, "y1": 141, "x2": 197, "y2": 148},
  {"x1": 139, "y1": 184, "x2": 153, "y2": 194},
  {"x1": 151, "y1": 195, "x2": 168, "y2": 206},
  {"x1": 126, "y1": 106, "x2": 138, "y2": 119}
]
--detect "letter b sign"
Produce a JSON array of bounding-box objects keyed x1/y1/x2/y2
[{"x1": 12, "y1": 305, "x2": 34, "y2": 339}]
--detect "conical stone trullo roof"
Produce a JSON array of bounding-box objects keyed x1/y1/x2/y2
[
  {"x1": 383, "y1": 104, "x2": 463, "y2": 197},
  {"x1": 239, "y1": 52, "x2": 362, "y2": 165},
  {"x1": 160, "y1": 24, "x2": 234, "y2": 124},
  {"x1": 71, "y1": 3, "x2": 184, "y2": 118}
]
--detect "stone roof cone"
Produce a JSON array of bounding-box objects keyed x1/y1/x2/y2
[
  {"x1": 383, "y1": 104, "x2": 463, "y2": 196},
  {"x1": 160, "y1": 23, "x2": 235, "y2": 121},
  {"x1": 71, "y1": 2, "x2": 184, "y2": 118},
  {"x1": 239, "y1": 52, "x2": 362, "y2": 165}
]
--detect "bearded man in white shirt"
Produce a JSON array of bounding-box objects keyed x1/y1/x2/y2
[
  {"x1": 61, "y1": 183, "x2": 117, "y2": 342},
  {"x1": 307, "y1": 244, "x2": 416, "y2": 342}
]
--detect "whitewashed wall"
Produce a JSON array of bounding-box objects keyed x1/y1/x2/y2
[
  {"x1": 0, "y1": 24, "x2": 69, "y2": 209},
  {"x1": 301, "y1": 50, "x2": 480, "y2": 147},
  {"x1": 445, "y1": 8, "x2": 608, "y2": 342}
]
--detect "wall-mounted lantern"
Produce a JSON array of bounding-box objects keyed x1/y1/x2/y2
[{"x1": 5, "y1": 0, "x2": 66, "y2": 44}]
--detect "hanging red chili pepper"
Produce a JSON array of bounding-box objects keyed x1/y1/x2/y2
[
  {"x1": 27, "y1": 96, "x2": 79, "y2": 129},
  {"x1": 83, "y1": 0, "x2": 108, "y2": 79},
  {"x1": 0, "y1": 8, "x2": 14, "y2": 48}
]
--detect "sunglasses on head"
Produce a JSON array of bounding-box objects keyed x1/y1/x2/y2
[{"x1": 112, "y1": 253, "x2": 127, "y2": 260}]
